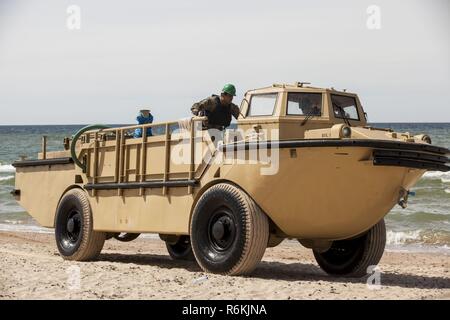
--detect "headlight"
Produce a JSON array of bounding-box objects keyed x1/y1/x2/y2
[
  {"x1": 414, "y1": 134, "x2": 432, "y2": 144},
  {"x1": 421, "y1": 135, "x2": 432, "y2": 144},
  {"x1": 341, "y1": 126, "x2": 352, "y2": 138}
]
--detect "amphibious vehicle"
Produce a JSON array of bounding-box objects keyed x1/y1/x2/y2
[{"x1": 12, "y1": 83, "x2": 450, "y2": 277}]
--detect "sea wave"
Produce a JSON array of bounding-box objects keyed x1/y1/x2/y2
[
  {"x1": 387, "y1": 211, "x2": 450, "y2": 223},
  {"x1": 387, "y1": 230, "x2": 421, "y2": 246},
  {"x1": 0, "y1": 223, "x2": 157, "y2": 238},
  {"x1": 0, "y1": 163, "x2": 15, "y2": 173},
  {"x1": 422, "y1": 171, "x2": 450, "y2": 183},
  {"x1": 0, "y1": 175, "x2": 14, "y2": 182},
  {"x1": 386, "y1": 244, "x2": 450, "y2": 255},
  {"x1": 387, "y1": 229, "x2": 450, "y2": 246},
  {"x1": 0, "y1": 223, "x2": 52, "y2": 234}
]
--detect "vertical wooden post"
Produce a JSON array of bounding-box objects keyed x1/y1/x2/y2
[
  {"x1": 86, "y1": 143, "x2": 91, "y2": 178},
  {"x1": 123, "y1": 137, "x2": 128, "y2": 183},
  {"x1": 41, "y1": 136, "x2": 47, "y2": 160},
  {"x1": 135, "y1": 144, "x2": 141, "y2": 183},
  {"x1": 188, "y1": 120, "x2": 195, "y2": 194},
  {"x1": 92, "y1": 132, "x2": 99, "y2": 197},
  {"x1": 114, "y1": 129, "x2": 120, "y2": 183},
  {"x1": 163, "y1": 123, "x2": 171, "y2": 195},
  {"x1": 118, "y1": 129, "x2": 125, "y2": 196},
  {"x1": 139, "y1": 125, "x2": 148, "y2": 196}
]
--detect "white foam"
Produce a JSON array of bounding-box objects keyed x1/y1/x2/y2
[
  {"x1": 0, "y1": 223, "x2": 162, "y2": 239},
  {"x1": 445, "y1": 189, "x2": 450, "y2": 194},
  {"x1": 386, "y1": 230, "x2": 421, "y2": 246},
  {"x1": 386, "y1": 244, "x2": 450, "y2": 255},
  {"x1": 0, "y1": 164, "x2": 15, "y2": 173},
  {"x1": 422, "y1": 171, "x2": 450, "y2": 183},
  {"x1": 0, "y1": 175, "x2": 14, "y2": 182},
  {"x1": 0, "y1": 223, "x2": 52, "y2": 234}
]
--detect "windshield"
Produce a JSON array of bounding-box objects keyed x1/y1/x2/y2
[
  {"x1": 287, "y1": 92, "x2": 322, "y2": 116},
  {"x1": 331, "y1": 94, "x2": 360, "y2": 121}
]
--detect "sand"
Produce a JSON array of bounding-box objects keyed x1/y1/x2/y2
[{"x1": 0, "y1": 231, "x2": 449, "y2": 300}]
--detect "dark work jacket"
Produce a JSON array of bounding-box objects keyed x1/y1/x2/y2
[{"x1": 191, "y1": 95, "x2": 240, "y2": 130}]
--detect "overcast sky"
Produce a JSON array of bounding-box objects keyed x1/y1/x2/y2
[{"x1": 0, "y1": 0, "x2": 448, "y2": 124}]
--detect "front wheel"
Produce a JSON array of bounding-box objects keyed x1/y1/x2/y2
[
  {"x1": 190, "y1": 183, "x2": 269, "y2": 276},
  {"x1": 55, "y1": 189, "x2": 106, "y2": 261},
  {"x1": 313, "y1": 219, "x2": 386, "y2": 278}
]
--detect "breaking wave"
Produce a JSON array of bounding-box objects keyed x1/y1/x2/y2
[
  {"x1": 0, "y1": 175, "x2": 14, "y2": 182},
  {"x1": 387, "y1": 230, "x2": 421, "y2": 246},
  {"x1": 387, "y1": 229, "x2": 450, "y2": 247},
  {"x1": 0, "y1": 223, "x2": 52, "y2": 234},
  {"x1": 422, "y1": 171, "x2": 450, "y2": 183},
  {"x1": 0, "y1": 164, "x2": 15, "y2": 173}
]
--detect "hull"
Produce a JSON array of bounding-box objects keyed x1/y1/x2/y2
[
  {"x1": 12, "y1": 138, "x2": 445, "y2": 241},
  {"x1": 222, "y1": 145, "x2": 424, "y2": 240}
]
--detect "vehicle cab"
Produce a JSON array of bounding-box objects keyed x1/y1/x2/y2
[{"x1": 237, "y1": 82, "x2": 368, "y2": 140}]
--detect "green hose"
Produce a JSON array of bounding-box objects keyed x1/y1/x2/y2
[{"x1": 70, "y1": 124, "x2": 110, "y2": 170}]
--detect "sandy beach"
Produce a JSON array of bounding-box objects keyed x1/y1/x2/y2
[{"x1": 0, "y1": 231, "x2": 449, "y2": 300}]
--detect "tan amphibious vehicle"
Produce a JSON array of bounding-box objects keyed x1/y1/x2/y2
[{"x1": 12, "y1": 83, "x2": 450, "y2": 277}]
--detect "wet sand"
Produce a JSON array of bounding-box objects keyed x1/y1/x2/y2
[{"x1": 0, "y1": 231, "x2": 449, "y2": 300}]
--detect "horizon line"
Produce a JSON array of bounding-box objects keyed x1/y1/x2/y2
[{"x1": 1, "y1": 121, "x2": 450, "y2": 126}]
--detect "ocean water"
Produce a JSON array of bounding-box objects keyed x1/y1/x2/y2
[{"x1": 0, "y1": 123, "x2": 449, "y2": 252}]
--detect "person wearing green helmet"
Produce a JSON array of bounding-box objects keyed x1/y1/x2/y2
[{"x1": 191, "y1": 83, "x2": 241, "y2": 130}]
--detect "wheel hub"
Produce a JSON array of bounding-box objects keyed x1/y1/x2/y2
[
  {"x1": 212, "y1": 220, "x2": 226, "y2": 240},
  {"x1": 65, "y1": 212, "x2": 81, "y2": 242},
  {"x1": 208, "y1": 213, "x2": 235, "y2": 251},
  {"x1": 67, "y1": 218, "x2": 75, "y2": 233}
]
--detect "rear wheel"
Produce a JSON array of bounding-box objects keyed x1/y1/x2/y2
[
  {"x1": 190, "y1": 183, "x2": 269, "y2": 276},
  {"x1": 313, "y1": 219, "x2": 386, "y2": 277},
  {"x1": 55, "y1": 189, "x2": 106, "y2": 261},
  {"x1": 113, "y1": 233, "x2": 140, "y2": 242},
  {"x1": 166, "y1": 236, "x2": 195, "y2": 261},
  {"x1": 267, "y1": 234, "x2": 284, "y2": 248}
]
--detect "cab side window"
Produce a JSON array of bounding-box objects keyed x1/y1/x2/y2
[
  {"x1": 247, "y1": 93, "x2": 278, "y2": 116},
  {"x1": 287, "y1": 93, "x2": 322, "y2": 116}
]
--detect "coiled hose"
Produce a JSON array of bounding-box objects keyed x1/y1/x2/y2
[{"x1": 70, "y1": 124, "x2": 110, "y2": 170}]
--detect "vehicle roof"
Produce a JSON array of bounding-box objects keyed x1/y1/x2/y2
[{"x1": 245, "y1": 82, "x2": 357, "y2": 96}]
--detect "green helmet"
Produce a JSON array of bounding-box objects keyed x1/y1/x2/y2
[{"x1": 222, "y1": 83, "x2": 236, "y2": 96}]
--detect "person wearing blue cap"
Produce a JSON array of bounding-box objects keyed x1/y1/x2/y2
[{"x1": 133, "y1": 109, "x2": 153, "y2": 138}]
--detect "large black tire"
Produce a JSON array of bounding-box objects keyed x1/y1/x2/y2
[
  {"x1": 313, "y1": 219, "x2": 386, "y2": 277},
  {"x1": 166, "y1": 236, "x2": 195, "y2": 261},
  {"x1": 190, "y1": 183, "x2": 269, "y2": 276},
  {"x1": 55, "y1": 189, "x2": 106, "y2": 261}
]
